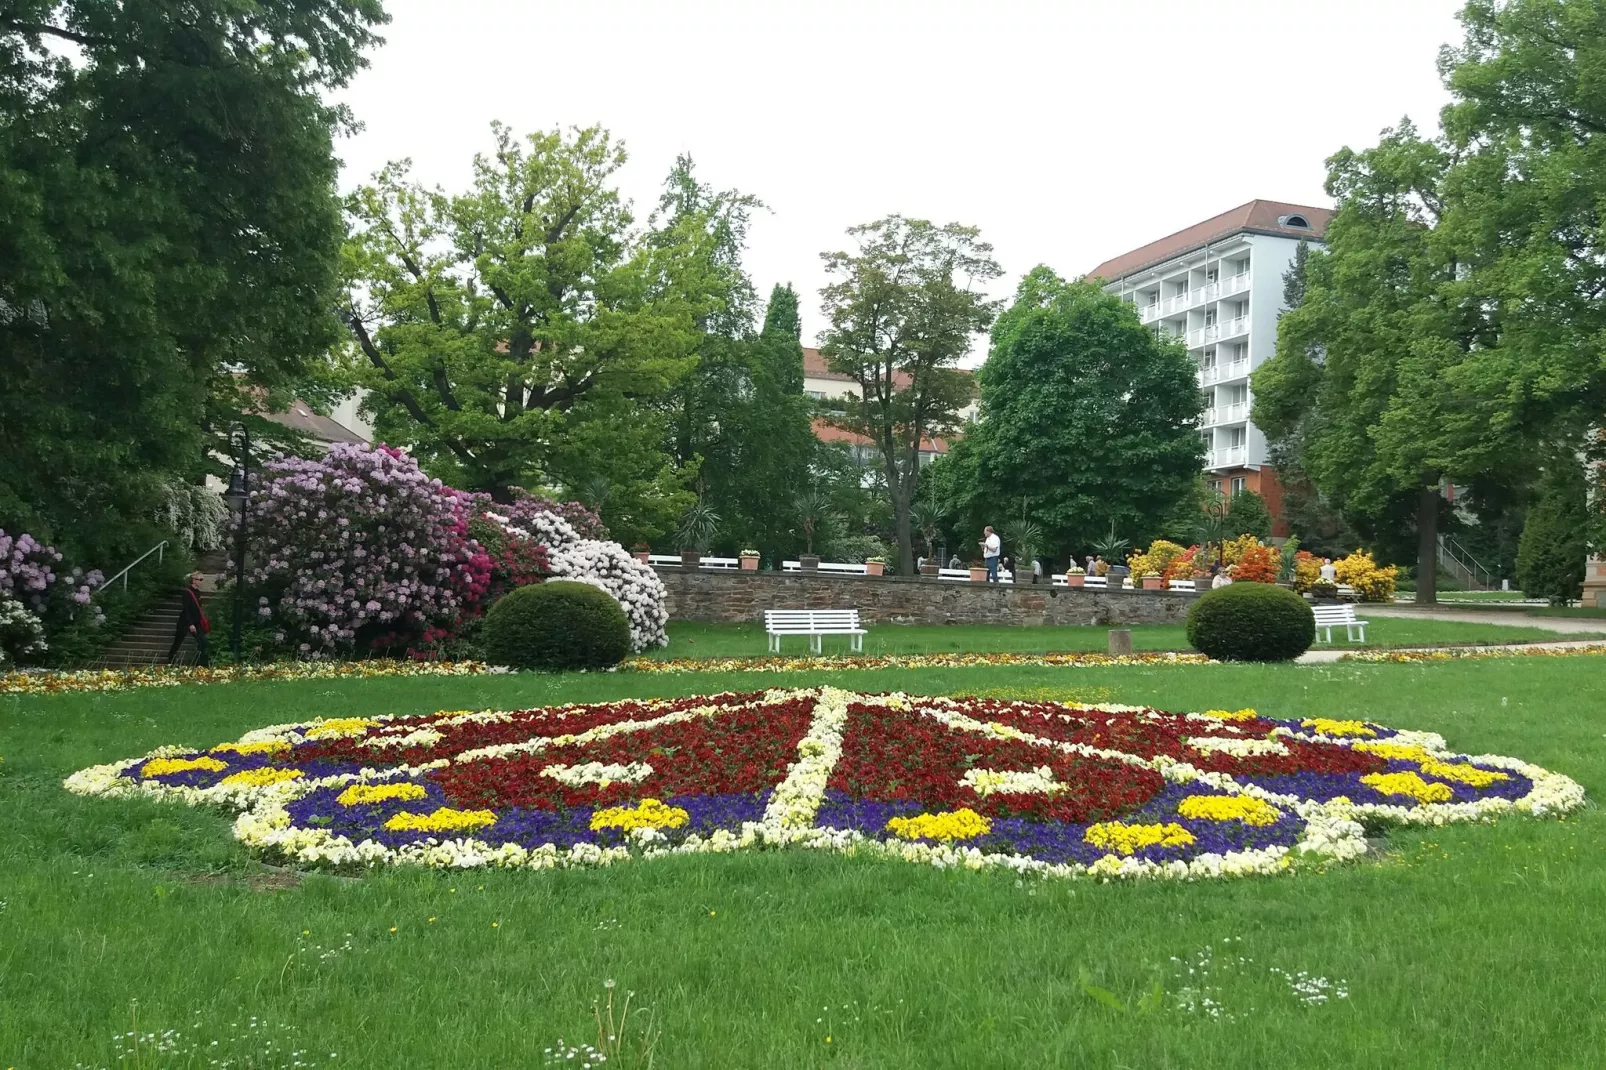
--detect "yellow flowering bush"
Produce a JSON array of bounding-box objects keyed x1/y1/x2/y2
[
  {"x1": 337, "y1": 783, "x2": 428, "y2": 807},
  {"x1": 384, "y1": 807, "x2": 498, "y2": 833},
  {"x1": 886, "y1": 808, "x2": 992, "y2": 842},
  {"x1": 1083, "y1": 821, "x2": 1196, "y2": 855},
  {"x1": 1126, "y1": 540, "x2": 1189, "y2": 579},
  {"x1": 1221, "y1": 533, "x2": 1262, "y2": 566},
  {"x1": 1334, "y1": 550, "x2": 1399, "y2": 602},
  {"x1": 1360, "y1": 772, "x2": 1455, "y2": 804},
  {"x1": 589, "y1": 797, "x2": 689, "y2": 833},
  {"x1": 1176, "y1": 795, "x2": 1283, "y2": 826}
]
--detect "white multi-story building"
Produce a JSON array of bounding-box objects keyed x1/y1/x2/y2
[{"x1": 1089, "y1": 200, "x2": 1331, "y2": 525}]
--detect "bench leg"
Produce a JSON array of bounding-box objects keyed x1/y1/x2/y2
[
  {"x1": 811, "y1": 634, "x2": 821, "y2": 655},
  {"x1": 1352, "y1": 624, "x2": 1366, "y2": 643},
  {"x1": 852, "y1": 633, "x2": 862, "y2": 653}
]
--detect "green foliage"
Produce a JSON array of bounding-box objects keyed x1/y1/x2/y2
[
  {"x1": 480, "y1": 581, "x2": 630, "y2": 671},
  {"x1": 1517, "y1": 459, "x2": 1587, "y2": 606},
  {"x1": 340, "y1": 125, "x2": 709, "y2": 544},
  {"x1": 674, "y1": 501, "x2": 721, "y2": 553},
  {"x1": 1185, "y1": 583, "x2": 1315, "y2": 662},
  {"x1": 819, "y1": 216, "x2": 1001, "y2": 574},
  {"x1": 961, "y1": 269, "x2": 1204, "y2": 561},
  {"x1": 1225, "y1": 490, "x2": 1273, "y2": 540},
  {"x1": 0, "y1": 0, "x2": 384, "y2": 564}
]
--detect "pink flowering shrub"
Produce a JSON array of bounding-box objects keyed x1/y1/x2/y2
[
  {"x1": 0, "y1": 529, "x2": 103, "y2": 618},
  {"x1": 503, "y1": 491, "x2": 608, "y2": 540},
  {"x1": 242, "y1": 444, "x2": 489, "y2": 655}
]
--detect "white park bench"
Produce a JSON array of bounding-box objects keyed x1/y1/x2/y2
[
  {"x1": 1312, "y1": 603, "x2": 1369, "y2": 643},
  {"x1": 1167, "y1": 578, "x2": 1197, "y2": 591},
  {"x1": 648, "y1": 554, "x2": 739, "y2": 569},
  {"x1": 938, "y1": 567, "x2": 1013, "y2": 583},
  {"x1": 1335, "y1": 584, "x2": 1358, "y2": 601},
  {"x1": 763, "y1": 609, "x2": 867, "y2": 653},
  {"x1": 781, "y1": 560, "x2": 867, "y2": 575}
]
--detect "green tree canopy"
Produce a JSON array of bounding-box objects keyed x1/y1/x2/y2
[
  {"x1": 1225, "y1": 489, "x2": 1274, "y2": 540},
  {"x1": 957, "y1": 268, "x2": 1205, "y2": 562},
  {"x1": 1517, "y1": 454, "x2": 1588, "y2": 605},
  {"x1": 0, "y1": 0, "x2": 385, "y2": 560},
  {"x1": 818, "y1": 216, "x2": 1001, "y2": 574},
  {"x1": 340, "y1": 124, "x2": 720, "y2": 543}
]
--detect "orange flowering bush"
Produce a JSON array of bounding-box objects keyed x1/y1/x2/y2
[
  {"x1": 1230, "y1": 542, "x2": 1281, "y2": 584},
  {"x1": 1126, "y1": 540, "x2": 1189, "y2": 579}
]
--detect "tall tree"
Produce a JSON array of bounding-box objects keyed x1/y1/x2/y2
[
  {"x1": 340, "y1": 125, "x2": 713, "y2": 543},
  {"x1": 818, "y1": 216, "x2": 1001, "y2": 574},
  {"x1": 1254, "y1": 121, "x2": 1518, "y2": 603},
  {"x1": 959, "y1": 268, "x2": 1205, "y2": 561},
  {"x1": 1517, "y1": 452, "x2": 1588, "y2": 605},
  {"x1": 0, "y1": 0, "x2": 385, "y2": 561}
]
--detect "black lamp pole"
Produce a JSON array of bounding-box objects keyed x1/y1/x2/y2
[{"x1": 230, "y1": 424, "x2": 251, "y2": 663}]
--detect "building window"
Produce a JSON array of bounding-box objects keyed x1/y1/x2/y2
[
  {"x1": 1210, "y1": 479, "x2": 1224, "y2": 493},
  {"x1": 1204, "y1": 308, "x2": 1217, "y2": 326},
  {"x1": 1200, "y1": 347, "x2": 1217, "y2": 369},
  {"x1": 1205, "y1": 266, "x2": 1219, "y2": 283},
  {"x1": 1230, "y1": 476, "x2": 1247, "y2": 494},
  {"x1": 806, "y1": 390, "x2": 824, "y2": 400},
  {"x1": 1233, "y1": 257, "x2": 1250, "y2": 276},
  {"x1": 1281, "y1": 215, "x2": 1310, "y2": 229}
]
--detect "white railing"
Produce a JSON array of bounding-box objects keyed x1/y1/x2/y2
[
  {"x1": 1203, "y1": 402, "x2": 1249, "y2": 426},
  {"x1": 1217, "y1": 358, "x2": 1251, "y2": 381},
  {"x1": 100, "y1": 540, "x2": 169, "y2": 592},
  {"x1": 1222, "y1": 272, "x2": 1250, "y2": 296},
  {"x1": 1208, "y1": 445, "x2": 1248, "y2": 469},
  {"x1": 648, "y1": 554, "x2": 739, "y2": 570},
  {"x1": 782, "y1": 560, "x2": 869, "y2": 575},
  {"x1": 939, "y1": 567, "x2": 1014, "y2": 583},
  {"x1": 1199, "y1": 364, "x2": 1222, "y2": 385},
  {"x1": 1186, "y1": 323, "x2": 1224, "y2": 349},
  {"x1": 1140, "y1": 302, "x2": 1163, "y2": 323},
  {"x1": 1221, "y1": 316, "x2": 1250, "y2": 339}
]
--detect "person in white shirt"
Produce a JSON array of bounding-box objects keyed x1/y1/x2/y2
[
  {"x1": 980, "y1": 525, "x2": 1001, "y2": 582},
  {"x1": 1211, "y1": 565, "x2": 1232, "y2": 589},
  {"x1": 1318, "y1": 558, "x2": 1338, "y2": 584}
]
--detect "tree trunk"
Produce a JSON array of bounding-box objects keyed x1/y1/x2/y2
[
  {"x1": 1415, "y1": 481, "x2": 1438, "y2": 606},
  {"x1": 894, "y1": 491, "x2": 915, "y2": 576}
]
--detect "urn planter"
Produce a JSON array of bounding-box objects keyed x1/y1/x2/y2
[{"x1": 739, "y1": 554, "x2": 759, "y2": 571}]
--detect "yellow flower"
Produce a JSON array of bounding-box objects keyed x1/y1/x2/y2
[
  {"x1": 337, "y1": 782, "x2": 428, "y2": 806},
  {"x1": 210, "y1": 740, "x2": 289, "y2": 757},
  {"x1": 1083, "y1": 821, "x2": 1195, "y2": 855},
  {"x1": 304, "y1": 717, "x2": 377, "y2": 740},
  {"x1": 1203, "y1": 708, "x2": 1259, "y2": 721},
  {"x1": 1301, "y1": 718, "x2": 1376, "y2": 738},
  {"x1": 1353, "y1": 741, "x2": 1433, "y2": 762},
  {"x1": 140, "y1": 756, "x2": 227, "y2": 778},
  {"x1": 219, "y1": 767, "x2": 303, "y2": 787},
  {"x1": 590, "y1": 798, "x2": 690, "y2": 833},
  {"x1": 885, "y1": 808, "x2": 992, "y2": 842},
  {"x1": 1361, "y1": 772, "x2": 1455, "y2": 804},
  {"x1": 384, "y1": 807, "x2": 498, "y2": 833},
  {"x1": 1176, "y1": 795, "x2": 1283, "y2": 826},
  {"x1": 1417, "y1": 759, "x2": 1510, "y2": 788}
]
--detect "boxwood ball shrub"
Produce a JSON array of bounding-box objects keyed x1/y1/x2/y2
[
  {"x1": 1185, "y1": 581, "x2": 1315, "y2": 662},
  {"x1": 482, "y1": 581, "x2": 631, "y2": 670}
]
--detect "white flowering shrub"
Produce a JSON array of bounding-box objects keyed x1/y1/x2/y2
[
  {"x1": 490, "y1": 509, "x2": 669, "y2": 651},
  {"x1": 0, "y1": 595, "x2": 48, "y2": 669},
  {"x1": 154, "y1": 480, "x2": 229, "y2": 551}
]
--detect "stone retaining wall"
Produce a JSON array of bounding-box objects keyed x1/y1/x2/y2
[{"x1": 655, "y1": 568, "x2": 1197, "y2": 626}]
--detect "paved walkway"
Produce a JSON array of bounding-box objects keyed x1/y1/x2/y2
[
  {"x1": 1364, "y1": 603, "x2": 1606, "y2": 635},
  {"x1": 1297, "y1": 637, "x2": 1606, "y2": 664}
]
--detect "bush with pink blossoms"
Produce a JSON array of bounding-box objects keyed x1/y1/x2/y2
[
  {"x1": 502, "y1": 491, "x2": 608, "y2": 540},
  {"x1": 242, "y1": 444, "x2": 489, "y2": 655},
  {"x1": 0, "y1": 529, "x2": 104, "y2": 619}
]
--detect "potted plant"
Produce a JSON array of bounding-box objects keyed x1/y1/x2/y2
[
  {"x1": 1139, "y1": 571, "x2": 1164, "y2": 590},
  {"x1": 968, "y1": 559, "x2": 989, "y2": 583},
  {"x1": 675, "y1": 501, "x2": 721, "y2": 570},
  {"x1": 864, "y1": 555, "x2": 886, "y2": 577},
  {"x1": 1092, "y1": 522, "x2": 1129, "y2": 575},
  {"x1": 794, "y1": 489, "x2": 832, "y2": 572},
  {"x1": 1065, "y1": 565, "x2": 1086, "y2": 588},
  {"x1": 631, "y1": 542, "x2": 651, "y2": 564},
  {"x1": 1003, "y1": 512, "x2": 1044, "y2": 586},
  {"x1": 910, "y1": 502, "x2": 943, "y2": 576},
  {"x1": 739, "y1": 549, "x2": 760, "y2": 571}
]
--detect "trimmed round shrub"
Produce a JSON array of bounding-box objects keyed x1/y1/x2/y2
[
  {"x1": 481, "y1": 581, "x2": 631, "y2": 671},
  {"x1": 1185, "y1": 582, "x2": 1315, "y2": 662}
]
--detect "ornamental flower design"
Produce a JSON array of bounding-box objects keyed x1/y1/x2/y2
[{"x1": 65, "y1": 690, "x2": 1585, "y2": 880}]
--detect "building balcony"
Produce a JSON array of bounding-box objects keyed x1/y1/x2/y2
[
  {"x1": 1137, "y1": 273, "x2": 1251, "y2": 324},
  {"x1": 1203, "y1": 402, "x2": 1249, "y2": 426},
  {"x1": 1220, "y1": 315, "x2": 1250, "y2": 340},
  {"x1": 1207, "y1": 445, "x2": 1248, "y2": 469}
]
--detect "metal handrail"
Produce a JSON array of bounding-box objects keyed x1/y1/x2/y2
[
  {"x1": 1437, "y1": 535, "x2": 1496, "y2": 591},
  {"x1": 101, "y1": 540, "x2": 169, "y2": 592}
]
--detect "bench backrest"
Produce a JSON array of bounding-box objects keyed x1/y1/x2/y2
[
  {"x1": 764, "y1": 609, "x2": 862, "y2": 630},
  {"x1": 1311, "y1": 604, "x2": 1358, "y2": 623}
]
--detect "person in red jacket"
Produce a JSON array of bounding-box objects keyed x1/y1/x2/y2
[{"x1": 167, "y1": 572, "x2": 212, "y2": 667}]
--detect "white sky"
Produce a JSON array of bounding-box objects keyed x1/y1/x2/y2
[{"x1": 335, "y1": 0, "x2": 1464, "y2": 354}]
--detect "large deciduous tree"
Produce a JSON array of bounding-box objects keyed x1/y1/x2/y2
[
  {"x1": 818, "y1": 216, "x2": 1001, "y2": 574},
  {"x1": 956, "y1": 268, "x2": 1205, "y2": 561},
  {"x1": 340, "y1": 125, "x2": 714, "y2": 544},
  {"x1": 0, "y1": 0, "x2": 385, "y2": 561}
]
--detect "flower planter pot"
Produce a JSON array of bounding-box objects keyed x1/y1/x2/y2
[
  {"x1": 864, "y1": 561, "x2": 885, "y2": 576},
  {"x1": 739, "y1": 555, "x2": 759, "y2": 571},
  {"x1": 1141, "y1": 576, "x2": 1163, "y2": 590},
  {"x1": 633, "y1": 551, "x2": 650, "y2": 564},
  {"x1": 969, "y1": 567, "x2": 989, "y2": 583},
  {"x1": 1066, "y1": 574, "x2": 1085, "y2": 588},
  {"x1": 800, "y1": 555, "x2": 820, "y2": 572},
  {"x1": 679, "y1": 550, "x2": 702, "y2": 570},
  {"x1": 919, "y1": 562, "x2": 940, "y2": 577}
]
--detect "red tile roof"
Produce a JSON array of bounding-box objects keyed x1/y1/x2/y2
[
  {"x1": 803, "y1": 347, "x2": 974, "y2": 392},
  {"x1": 1088, "y1": 199, "x2": 1333, "y2": 283},
  {"x1": 812, "y1": 418, "x2": 950, "y2": 454}
]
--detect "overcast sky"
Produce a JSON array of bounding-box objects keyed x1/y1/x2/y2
[{"x1": 335, "y1": 0, "x2": 1465, "y2": 353}]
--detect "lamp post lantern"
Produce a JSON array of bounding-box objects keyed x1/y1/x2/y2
[{"x1": 224, "y1": 425, "x2": 251, "y2": 662}]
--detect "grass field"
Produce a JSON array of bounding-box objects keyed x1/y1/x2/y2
[
  {"x1": 650, "y1": 616, "x2": 1595, "y2": 659},
  {"x1": 3, "y1": 654, "x2": 1604, "y2": 1068}
]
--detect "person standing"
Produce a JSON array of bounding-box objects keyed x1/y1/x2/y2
[
  {"x1": 1085, "y1": 554, "x2": 1095, "y2": 575},
  {"x1": 1318, "y1": 557, "x2": 1338, "y2": 584},
  {"x1": 167, "y1": 572, "x2": 212, "y2": 667},
  {"x1": 980, "y1": 525, "x2": 1002, "y2": 583}
]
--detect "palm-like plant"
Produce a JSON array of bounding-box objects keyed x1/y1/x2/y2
[
  {"x1": 793, "y1": 490, "x2": 834, "y2": 556},
  {"x1": 909, "y1": 502, "x2": 943, "y2": 562},
  {"x1": 675, "y1": 500, "x2": 721, "y2": 553},
  {"x1": 1092, "y1": 520, "x2": 1129, "y2": 564},
  {"x1": 1003, "y1": 518, "x2": 1044, "y2": 574}
]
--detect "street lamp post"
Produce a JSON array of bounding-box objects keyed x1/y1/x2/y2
[{"x1": 224, "y1": 424, "x2": 251, "y2": 663}]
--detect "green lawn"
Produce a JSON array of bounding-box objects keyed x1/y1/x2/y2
[
  {"x1": 3, "y1": 657, "x2": 1605, "y2": 1067},
  {"x1": 651, "y1": 617, "x2": 1595, "y2": 659},
  {"x1": 1527, "y1": 606, "x2": 1606, "y2": 620}
]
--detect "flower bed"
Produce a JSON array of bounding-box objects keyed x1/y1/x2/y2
[
  {"x1": 0, "y1": 660, "x2": 499, "y2": 696},
  {"x1": 65, "y1": 689, "x2": 1584, "y2": 880},
  {"x1": 623, "y1": 651, "x2": 1212, "y2": 674}
]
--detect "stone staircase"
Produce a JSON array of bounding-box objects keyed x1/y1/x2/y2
[{"x1": 89, "y1": 549, "x2": 229, "y2": 668}]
